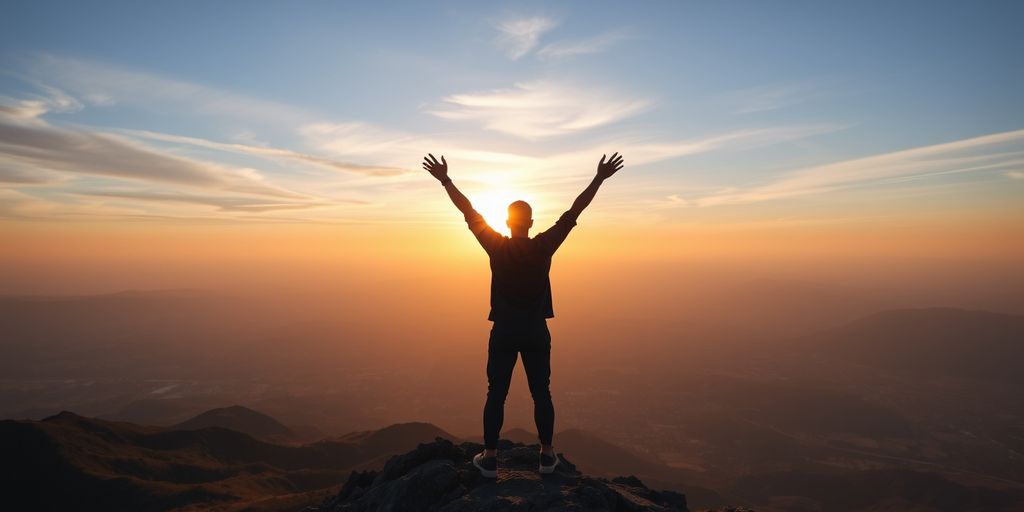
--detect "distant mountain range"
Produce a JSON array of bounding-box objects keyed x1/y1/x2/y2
[
  {"x1": 0, "y1": 407, "x2": 693, "y2": 511},
  {"x1": 3, "y1": 291, "x2": 1024, "y2": 511},
  {"x1": 0, "y1": 408, "x2": 458, "y2": 511},
  {"x1": 804, "y1": 307, "x2": 1024, "y2": 383},
  {"x1": 172, "y1": 405, "x2": 299, "y2": 442}
]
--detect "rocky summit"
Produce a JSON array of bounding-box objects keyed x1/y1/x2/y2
[{"x1": 305, "y1": 438, "x2": 688, "y2": 511}]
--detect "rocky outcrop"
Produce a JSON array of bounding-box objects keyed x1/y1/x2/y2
[{"x1": 306, "y1": 438, "x2": 688, "y2": 511}]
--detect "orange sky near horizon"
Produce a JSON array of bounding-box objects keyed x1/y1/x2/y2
[{"x1": 4, "y1": 205, "x2": 1022, "y2": 298}]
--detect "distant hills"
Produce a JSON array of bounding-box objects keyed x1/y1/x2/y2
[
  {"x1": 0, "y1": 410, "x2": 460, "y2": 511},
  {"x1": 805, "y1": 307, "x2": 1024, "y2": 382},
  {"x1": 4, "y1": 291, "x2": 1024, "y2": 511},
  {"x1": 172, "y1": 405, "x2": 297, "y2": 442},
  {"x1": 335, "y1": 422, "x2": 454, "y2": 451},
  {"x1": 0, "y1": 409, "x2": 693, "y2": 511}
]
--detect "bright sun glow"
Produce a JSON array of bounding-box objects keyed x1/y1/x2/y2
[{"x1": 472, "y1": 189, "x2": 538, "y2": 234}]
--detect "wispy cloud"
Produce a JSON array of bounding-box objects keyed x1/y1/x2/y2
[
  {"x1": 719, "y1": 82, "x2": 820, "y2": 114},
  {"x1": 427, "y1": 81, "x2": 652, "y2": 139},
  {"x1": 16, "y1": 55, "x2": 417, "y2": 177},
  {"x1": 482, "y1": 124, "x2": 845, "y2": 195},
  {"x1": 299, "y1": 121, "x2": 430, "y2": 160},
  {"x1": 0, "y1": 57, "x2": 431, "y2": 221},
  {"x1": 691, "y1": 129, "x2": 1024, "y2": 206},
  {"x1": 28, "y1": 54, "x2": 308, "y2": 124},
  {"x1": 75, "y1": 190, "x2": 359, "y2": 213},
  {"x1": 124, "y1": 129, "x2": 408, "y2": 177},
  {"x1": 494, "y1": 16, "x2": 559, "y2": 60},
  {"x1": 0, "y1": 188, "x2": 330, "y2": 223},
  {"x1": 0, "y1": 95, "x2": 309, "y2": 200},
  {"x1": 1007, "y1": 170, "x2": 1024, "y2": 179},
  {"x1": 611, "y1": 125, "x2": 844, "y2": 167},
  {"x1": 536, "y1": 28, "x2": 631, "y2": 60}
]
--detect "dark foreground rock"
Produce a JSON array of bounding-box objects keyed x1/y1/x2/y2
[{"x1": 305, "y1": 438, "x2": 688, "y2": 511}]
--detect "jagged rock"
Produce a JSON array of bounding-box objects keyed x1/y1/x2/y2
[{"x1": 305, "y1": 437, "x2": 687, "y2": 511}]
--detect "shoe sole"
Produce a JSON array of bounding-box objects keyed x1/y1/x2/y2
[
  {"x1": 473, "y1": 455, "x2": 498, "y2": 478},
  {"x1": 539, "y1": 456, "x2": 560, "y2": 474}
]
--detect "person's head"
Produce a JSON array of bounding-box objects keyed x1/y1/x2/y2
[{"x1": 506, "y1": 200, "x2": 534, "y2": 235}]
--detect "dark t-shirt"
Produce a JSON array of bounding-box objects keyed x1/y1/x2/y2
[{"x1": 464, "y1": 209, "x2": 578, "y2": 321}]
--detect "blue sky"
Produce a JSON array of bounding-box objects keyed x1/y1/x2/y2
[{"x1": 1, "y1": 0, "x2": 1022, "y2": 228}]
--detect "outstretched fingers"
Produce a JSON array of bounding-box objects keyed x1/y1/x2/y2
[
  {"x1": 598, "y1": 152, "x2": 624, "y2": 174},
  {"x1": 601, "y1": 153, "x2": 623, "y2": 165},
  {"x1": 423, "y1": 153, "x2": 448, "y2": 178}
]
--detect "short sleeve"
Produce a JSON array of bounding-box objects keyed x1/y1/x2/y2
[
  {"x1": 534, "y1": 210, "x2": 578, "y2": 255},
  {"x1": 465, "y1": 208, "x2": 505, "y2": 254}
]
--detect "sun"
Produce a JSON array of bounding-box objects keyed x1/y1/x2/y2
[{"x1": 472, "y1": 189, "x2": 537, "y2": 234}]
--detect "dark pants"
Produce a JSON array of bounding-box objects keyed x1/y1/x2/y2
[{"x1": 483, "y1": 319, "x2": 554, "y2": 450}]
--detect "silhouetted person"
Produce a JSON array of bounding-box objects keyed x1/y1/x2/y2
[{"x1": 422, "y1": 152, "x2": 625, "y2": 478}]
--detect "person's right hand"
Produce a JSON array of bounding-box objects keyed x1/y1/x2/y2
[
  {"x1": 422, "y1": 153, "x2": 448, "y2": 181},
  {"x1": 596, "y1": 152, "x2": 624, "y2": 180}
]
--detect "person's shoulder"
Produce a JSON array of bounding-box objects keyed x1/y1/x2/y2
[{"x1": 526, "y1": 235, "x2": 550, "y2": 249}]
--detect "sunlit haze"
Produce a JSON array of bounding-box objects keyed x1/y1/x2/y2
[
  {"x1": 2, "y1": 3, "x2": 1023, "y2": 510},
  {"x1": 2, "y1": 2, "x2": 1022, "y2": 298}
]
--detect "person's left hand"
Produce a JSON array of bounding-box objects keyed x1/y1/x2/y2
[
  {"x1": 596, "y1": 152, "x2": 624, "y2": 180},
  {"x1": 422, "y1": 153, "x2": 448, "y2": 181}
]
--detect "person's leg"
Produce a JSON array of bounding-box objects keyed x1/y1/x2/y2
[
  {"x1": 483, "y1": 323, "x2": 517, "y2": 455},
  {"x1": 520, "y1": 321, "x2": 554, "y2": 454}
]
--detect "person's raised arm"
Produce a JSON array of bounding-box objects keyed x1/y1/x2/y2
[
  {"x1": 423, "y1": 153, "x2": 474, "y2": 215},
  {"x1": 534, "y1": 153, "x2": 624, "y2": 255},
  {"x1": 423, "y1": 153, "x2": 503, "y2": 252},
  {"x1": 567, "y1": 152, "x2": 624, "y2": 219}
]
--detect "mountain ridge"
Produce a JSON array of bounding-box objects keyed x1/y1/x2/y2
[
  {"x1": 0, "y1": 411, "x2": 462, "y2": 511},
  {"x1": 802, "y1": 307, "x2": 1024, "y2": 382},
  {"x1": 1, "y1": 411, "x2": 691, "y2": 511},
  {"x1": 173, "y1": 404, "x2": 297, "y2": 442},
  {"x1": 304, "y1": 438, "x2": 689, "y2": 512}
]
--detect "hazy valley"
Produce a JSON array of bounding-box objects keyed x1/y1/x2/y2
[{"x1": 2, "y1": 278, "x2": 1022, "y2": 511}]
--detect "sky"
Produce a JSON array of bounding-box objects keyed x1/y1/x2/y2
[{"x1": 1, "y1": 0, "x2": 1023, "y2": 295}]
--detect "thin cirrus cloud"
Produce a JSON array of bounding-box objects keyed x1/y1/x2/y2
[
  {"x1": 74, "y1": 190, "x2": 356, "y2": 213},
  {"x1": 0, "y1": 62, "x2": 412, "y2": 222},
  {"x1": 19, "y1": 55, "x2": 412, "y2": 177},
  {"x1": 27, "y1": 54, "x2": 309, "y2": 124},
  {"x1": 0, "y1": 96, "x2": 309, "y2": 200},
  {"x1": 300, "y1": 121, "x2": 433, "y2": 160},
  {"x1": 536, "y1": 29, "x2": 632, "y2": 60},
  {"x1": 493, "y1": 124, "x2": 845, "y2": 194},
  {"x1": 494, "y1": 16, "x2": 559, "y2": 60},
  {"x1": 0, "y1": 188, "x2": 325, "y2": 223},
  {"x1": 721, "y1": 82, "x2": 820, "y2": 114},
  {"x1": 427, "y1": 81, "x2": 652, "y2": 139},
  {"x1": 124, "y1": 129, "x2": 409, "y2": 177},
  {"x1": 691, "y1": 129, "x2": 1024, "y2": 206},
  {"x1": 613, "y1": 125, "x2": 845, "y2": 168}
]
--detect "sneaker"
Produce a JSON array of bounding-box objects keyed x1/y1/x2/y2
[
  {"x1": 539, "y1": 451, "x2": 560, "y2": 474},
  {"x1": 473, "y1": 451, "x2": 498, "y2": 478}
]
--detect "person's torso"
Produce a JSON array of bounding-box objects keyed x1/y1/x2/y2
[{"x1": 487, "y1": 237, "x2": 554, "y2": 321}]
